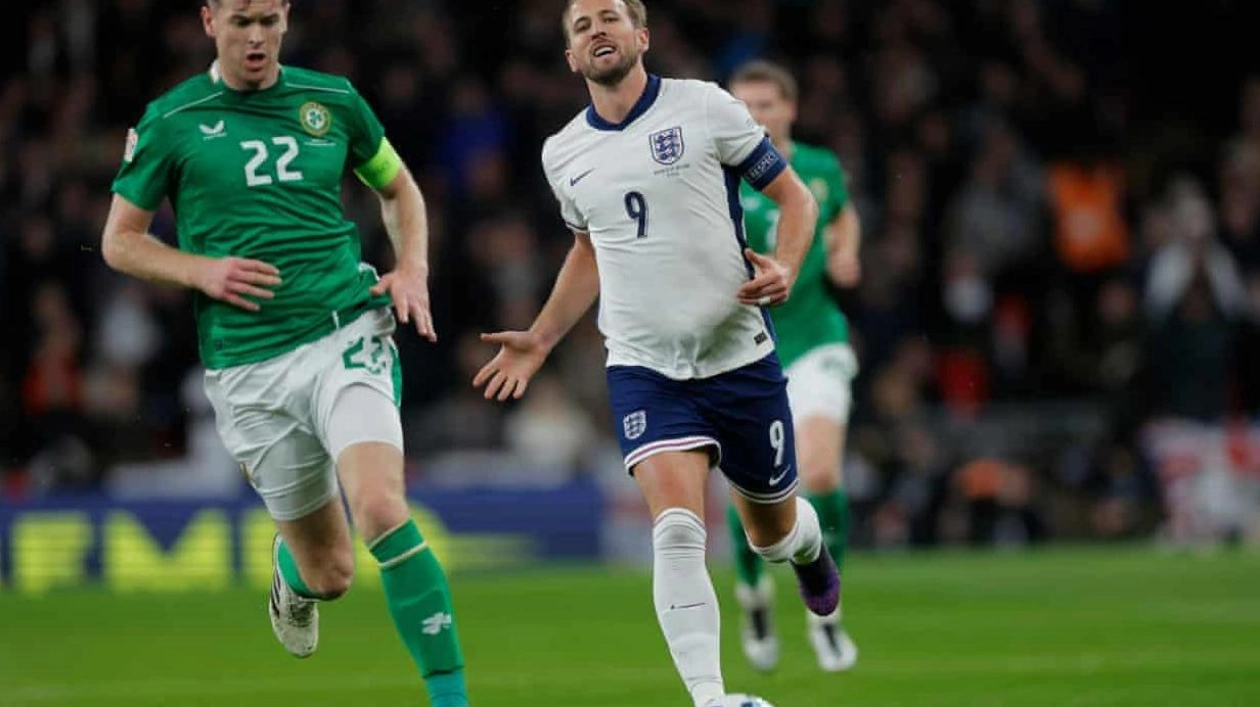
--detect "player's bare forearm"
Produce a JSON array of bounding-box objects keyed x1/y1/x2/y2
[
  {"x1": 531, "y1": 232, "x2": 600, "y2": 352},
  {"x1": 103, "y1": 194, "x2": 281, "y2": 312},
  {"x1": 376, "y1": 166, "x2": 429, "y2": 275},
  {"x1": 761, "y1": 168, "x2": 819, "y2": 280},
  {"x1": 101, "y1": 194, "x2": 206, "y2": 288},
  {"x1": 827, "y1": 205, "x2": 861, "y2": 257},
  {"x1": 826, "y1": 205, "x2": 862, "y2": 288}
]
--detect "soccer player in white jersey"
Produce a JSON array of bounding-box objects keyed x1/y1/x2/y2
[{"x1": 473, "y1": 1, "x2": 839, "y2": 704}]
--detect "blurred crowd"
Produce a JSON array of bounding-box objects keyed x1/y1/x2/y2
[{"x1": 2, "y1": 0, "x2": 1258, "y2": 546}]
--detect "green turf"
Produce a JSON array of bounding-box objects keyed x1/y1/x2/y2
[{"x1": 1, "y1": 547, "x2": 1257, "y2": 706}]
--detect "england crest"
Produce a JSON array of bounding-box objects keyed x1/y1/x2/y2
[
  {"x1": 649, "y1": 126, "x2": 684, "y2": 165},
  {"x1": 623, "y1": 410, "x2": 648, "y2": 440}
]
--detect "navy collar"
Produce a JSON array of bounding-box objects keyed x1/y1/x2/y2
[{"x1": 585, "y1": 74, "x2": 662, "y2": 132}]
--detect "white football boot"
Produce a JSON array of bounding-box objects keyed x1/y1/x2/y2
[
  {"x1": 269, "y1": 535, "x2": 319, "y2": 658},
  {"x1": 807, "y1": 606, "x2": 857, "y2": 672},
  {"x1": 735, "y1": 576, "x2": 779, "y2": 672}
]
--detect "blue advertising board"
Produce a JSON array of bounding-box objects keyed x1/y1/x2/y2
[{"x1": 0, "y1": 481, "x2": 604, "y2": 593}]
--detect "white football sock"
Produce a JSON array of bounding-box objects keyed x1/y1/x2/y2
[
  {"x1": 751, "y1": 496, "x2": 823, "y2": 565},
  {"x1": 652, "y1": 508, "x2": 724, "y2": 707}
]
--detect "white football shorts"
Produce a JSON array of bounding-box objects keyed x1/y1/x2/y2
[
  {"x1": 204, "y1": 307, "x2": 404, "y2": 521},
  {"x1": 784, "y1": 343, "x2": 859, "y2": 424}
]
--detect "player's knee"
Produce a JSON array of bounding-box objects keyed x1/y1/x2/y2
[
  {"x1": 751, "y1": 497, "x2": 818, "y2": 563},
  {"x1": 800, "y1": 458, "x2": 841, "y2": 494},
  {"x1": 305, "y1": 550, "x2": 355, "y2": 599},
  {"x1": 351, "y1": 488, "x2": 411, "y2": 542},
  {"x1": 652, "y1": 508, "x2": 707, "y2": 554}
]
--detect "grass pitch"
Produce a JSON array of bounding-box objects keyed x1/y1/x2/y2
[{"x1": 1, "y1": 547, "x2": 1257, "y2": 706}]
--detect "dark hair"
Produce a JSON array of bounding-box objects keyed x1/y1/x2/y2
[
  {"x1": 729, "y1": 60, "x2": 799, "y2": 102},
  {"x1": 561, "y1": 0, "x2": 648, "y2": 44}
]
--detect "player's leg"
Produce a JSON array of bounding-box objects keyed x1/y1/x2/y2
[
  {"x1": 319, "y1": 313, "x2": 467, "y2": 707},
  {"x1": 204, "y1": 363, "x2": 353, "y2": 659},
  {"x1": 268, "y1": 488, "x2": 355, "y2": 659},
  {"x1": 796, "y1": 415, "x2": 858, "y2": 671},
  {"x1": 335, "y1": 434, "x2": 466, "y2": 707},
  {"x1": 726, "y1": 502, "x2": 778, "y2": 672},
  {"x1": 708, "y1": 356, "x2": 839, "y2": 620},
  {"x1": 608, "y1": 364, "x2": 727, "y2": 707},
  {"x1": 789, "y1": 344, "x2": 859, "y2": 671},
  {"x1": 730, "y1": 492, "x2": 836, "y2": 616},
  {"x1": 634, "y1": 450, "x2": 726, "y2": 707}
]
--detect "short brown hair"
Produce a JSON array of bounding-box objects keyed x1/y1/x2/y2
[
  {"x1": 730, "y1": 60, "x2": 799, "y2": 102},
  {"x1": 561, "y1": 0, "x2": 648, "y2": 44}
]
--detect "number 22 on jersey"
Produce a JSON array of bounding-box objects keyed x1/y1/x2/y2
[{"x1": 240, "y1": 136, "x2": 304, "y2": 187}]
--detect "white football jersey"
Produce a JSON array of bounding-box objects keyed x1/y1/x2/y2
[{"x1": 542, "y1": 76, "x2": 788, "y2": 379}]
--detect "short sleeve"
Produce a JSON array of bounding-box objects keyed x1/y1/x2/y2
[
  {"x1": 541, "y1": 138, "x2": 588, "y2": 233},
  {"x1": 347, "y1": 83, "x2": 389, "y2": 169},
  {"x1": 704, "y1": 84, "x2": 787, "y2": 191},
  {"x1": 111, "y1": 107, "x2": 175, "y2": 211}
]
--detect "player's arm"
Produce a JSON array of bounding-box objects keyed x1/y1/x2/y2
[
  {"x1": 101, "y1": 194, "x2": 281, "y2": 312},
  {"x1": 738, "y1": 167, "x2": 818, "y2": 306},
  {"x1": 363, "y1": 152, "x2": 437, "y2": 342},
  {"x1": 706, "y1": 82, "x2": 818, "y2": 306},
  {"x1": 473, "y1": 231, "x2": 599, "y2": 401},
  {"x1": 825, "y1": 204, "x2": 861, "y2": 288}
]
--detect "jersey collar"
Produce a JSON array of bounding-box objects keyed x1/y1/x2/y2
[
  {"x1": 585, "y1": 74, "x2": 661, "y2": 132},
  {"x1": 208, "y1": 60, "x2": 287, "y2": 93}
]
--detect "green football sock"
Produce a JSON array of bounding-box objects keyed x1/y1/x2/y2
[
  {"x1": 726, "y1": 504, "x2": 764, "y2": 588},
  {"x1": 276, "y1": 538, "x2": 323, "y2": 600},
  {"x1": 369, "y1": 520, "x2": 468, "y2": 707},
  {"x1": 808, "y1": 488, "x2": 850, "y2": 571}
]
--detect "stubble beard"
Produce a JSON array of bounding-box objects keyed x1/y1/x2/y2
[{"x1": 584, "y1": 48, "x2": 639, "y2": 87}]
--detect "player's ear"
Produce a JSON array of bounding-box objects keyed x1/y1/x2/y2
[
  {"x1": 637, "y1": 26, "x2": 650, "y2": 53},
  {"x1": 201, "y1": 4, "x2": 216, "y2": 39},
  {"x1": 565, "y1": 48, "x2": 579, "y2": 74},
  {"x1": 279, "y1": 0, "x2": 291, "y2": 34}
]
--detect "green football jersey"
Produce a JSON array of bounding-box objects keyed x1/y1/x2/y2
[
  {"x1": 112, "y1": 65, "x2": 400, "y2": 369},
  {"x1": 740, "y1": 141, "x2": 851, "y2": 368}
]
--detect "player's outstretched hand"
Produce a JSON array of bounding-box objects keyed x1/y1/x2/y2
[
  {"x1": 737, "y1": 248, "x2": 793, "y2": 307},
  {"x1": 196, "y1": 256, "x2": 281, "y2": 312},
  {"x1": 371, "y1": 268, "x2": 437, "y2": 343},
  {"x1": 473, "y1": 330, "x2": 548, "y2": 402}
]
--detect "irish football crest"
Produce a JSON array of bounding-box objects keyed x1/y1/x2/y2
[
  {"x1": 623, "y1": 410, "x2": 648, "y2": 440},
  {"x1": 649, "y1": 126, "x2": 684, "y2": 165},
  {"x1": 299, "y1": 101, "x2": 331, "y2": 136}
]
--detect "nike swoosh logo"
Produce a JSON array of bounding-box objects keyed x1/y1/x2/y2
[
  {"x1": 768, "y1": 464, "x2": 793, "y2": 486},
  {"x1": 569, "y1": 168, "x2": 595, "y2": 186}
]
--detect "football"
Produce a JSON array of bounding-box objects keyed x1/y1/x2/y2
[{"x1": 706, "y1": 695, "x2": 776, "y2": 707}]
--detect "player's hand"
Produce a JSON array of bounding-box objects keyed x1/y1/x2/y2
[
  {"x1": 473, "y1": 330, "x2": 549, "y2": 402},
  {"x1": 371, "y1": 266, "x2": 437, "y2": 343},
  {"x1": 196, "y1": 256, "x2": 281, "y2": 312},
  {"x1": 828, "y1": 251, "x2": 861, "y2": 288},
  {"x1": 737, "y1": 248, "x2": 794, "y2": 307}
]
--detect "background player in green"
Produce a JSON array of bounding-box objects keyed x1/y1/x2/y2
[
  {"x1": 726, "y1": 60, "x2": 862, "y2": 673},
  {"x1": 100, "y1": 2, "x2": 469, "y2": 704}
]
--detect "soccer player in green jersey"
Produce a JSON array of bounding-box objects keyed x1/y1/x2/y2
[
  {"x1": 726, "y1": 60, "x2": 862, "y2": 673},
  {"x1": 100, "y1": 2, "x2": 469, "y2": 704}
]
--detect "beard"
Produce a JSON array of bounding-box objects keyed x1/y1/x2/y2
[{"x1": 582, "y1": 47, "x2": 639, "y2": 86}]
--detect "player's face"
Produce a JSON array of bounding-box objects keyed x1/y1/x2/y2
[
  {"x1": 731, "y1": 80, "x2": 796, "y2": 143},
  {"x1": 201, "y1": 0, "x2": 290, "y2": 90},
  {"x1": 564, "y1": 0, "x2": 649, "y2": 87}
]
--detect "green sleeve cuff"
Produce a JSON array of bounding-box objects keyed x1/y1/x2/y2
[{"x1": 354, "y1": 137, "x2": 403, "y2": 190}]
